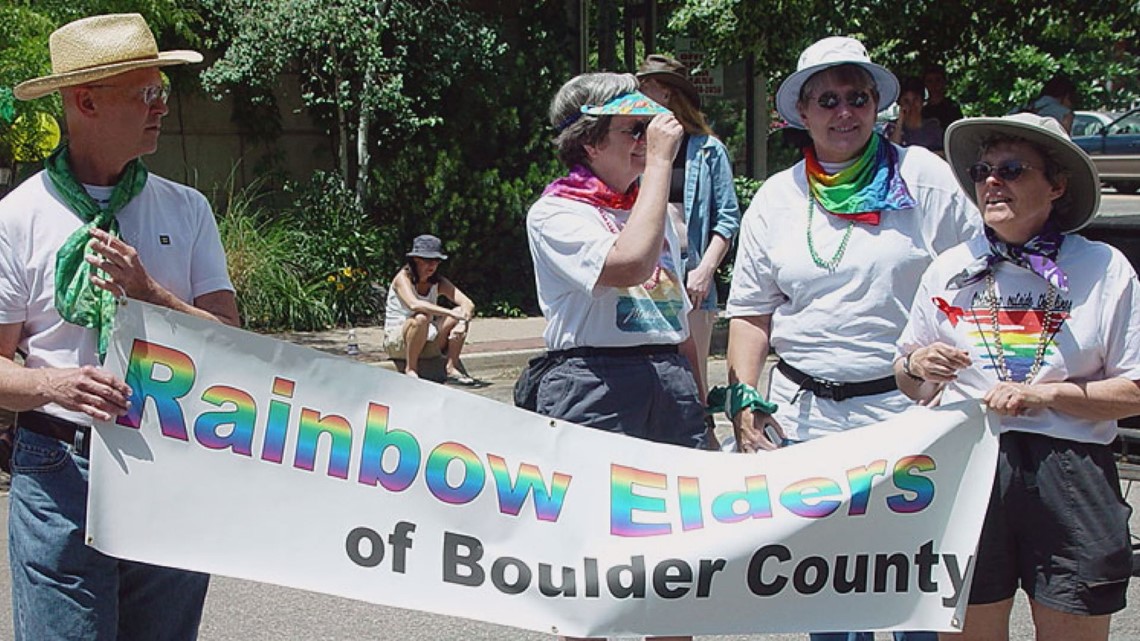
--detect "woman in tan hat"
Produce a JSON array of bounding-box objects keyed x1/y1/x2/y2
[
  {"x1": 638, "y1": 54, "x2": 741, "y2": 440},
  {"x1": 897, "y1": 113, "x2": 1139, "y2": 640},
  {"x1": 724, "y1": 35, "x2": 981, "y2": 640}
]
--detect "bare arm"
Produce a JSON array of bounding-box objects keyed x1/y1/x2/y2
[
  {"x1": 726, "y1": 314, "x2": 783, "y2": 451},
  {"x1": 0, "y1": 322, "x2": 130, "y2": 420},
  {"x1": 393, "y1": 270, "x2": 464, "y2": 321},
  {"x1": 984, "y1": 377, "x2": 1140, "y2": 420},
  {"x1": 596, "y1": 113, "x2": 684, "y2": 288},
  {"x1": 437, "y1": 278, "x2": 475, "y2": 320},
  {"x1": 87, "y1": 228, "x2": 239, "y2": 327},
  {"x1": 893, "y1": 342, "x2": 972, "y2": 404},
  {"x1": 678, "y1": 334, "x2": 706, "y2": 404},
  {"x1": 686, "y1": 232, "x2": 730, "y2": 305}
]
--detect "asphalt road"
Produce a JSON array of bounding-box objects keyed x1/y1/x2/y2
[{"x1": 1, "y1": 191, "x2": 1139, "y2": 640}]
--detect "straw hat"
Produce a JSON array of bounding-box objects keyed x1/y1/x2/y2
[
  {"x1": 637, "y1": 55, "x2": 701, "y2": 108},
  {"x1": 944, "y1": 113, "x2": 1100, "y2": 233},
  {"x1": 775, "y1": 36, "x2": 899, "y2": 129},
  {"x1": 14, "y1": 13, "x2": 202, "y2": 101}
]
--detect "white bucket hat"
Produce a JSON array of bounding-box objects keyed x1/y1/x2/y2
[
  {"x1": 775, "y1": 36, "x2": 899, "y2": 130},
  {"x1": 944, "y1": 113, "x2": 1100, "y2": 234},
  {"x1": 14, "y1": 13, "x2": 202, "y2": 101}
]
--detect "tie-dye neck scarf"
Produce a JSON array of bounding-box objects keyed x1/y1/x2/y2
[
  {"x1": 947, "y1": 222, "x2": 1068, "y2": 291},
  {"x1": 804, "y1": 133, "x2": 917, "y2": 225},
  {"x1": 542, "y1": 164, "x2": 639, "y2": 211}
]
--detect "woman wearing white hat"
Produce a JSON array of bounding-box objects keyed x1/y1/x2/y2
[
  {"x1": 896, "y1": 113, "x2": 1139, "y2": 640},
  {"x1": 724, "y1": 35, "x2": 982, "y2": 640}
]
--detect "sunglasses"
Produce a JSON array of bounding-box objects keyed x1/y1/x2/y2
[
  {"x1": 84, "y1": 82, "x2": 172, "y2": 107},
  {"x1": 814, "y1": 90, "x2": 872, "y2": 110},
  {"x1": 614, "y1": 120, "x2": 649, "y2": 141},
  {"x1": 967, "y1": 160, "x2": 1036, "y2": 183}
]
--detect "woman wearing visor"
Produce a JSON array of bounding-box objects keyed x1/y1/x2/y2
[{"x1": 523, "y1": 72, "x2": 705, "y2": 452}]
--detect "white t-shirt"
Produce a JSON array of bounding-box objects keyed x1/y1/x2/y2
[
  {"x1": 0, "y1": 171, "x2": 234, "y2": 424},
  {"x1": 526, "y1": 195, "x2": 690, "y2": 350},
  {"x1": 726, "y1": 144, "x2": 981, "y2": 438},
  {"x1": 898, "y1": 234, "x2": 1140, "y2": 445}
]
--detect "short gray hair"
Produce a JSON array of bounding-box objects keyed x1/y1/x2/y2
[
  {"x1": 549, "y1": 72, "x2": 639, "y2": 168},
  {"x1": 978, "y1": 133, "x2": 1074, "y2": 223}
]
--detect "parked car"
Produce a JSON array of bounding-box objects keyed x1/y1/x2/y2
[
  {"x1": 1072, "y1": 110, "x2": 1116, "y2": 137},
  {"x1": 1072, "y1": 107, "x2": 1140, "y2": 194}
]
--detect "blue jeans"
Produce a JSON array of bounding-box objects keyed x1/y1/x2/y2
[
  {"x1": 9, "y1": 428, "x2": 209, "y2": 640},
  {"x1": 811, "y1": 632, "x2": 937, "y2": 641}
]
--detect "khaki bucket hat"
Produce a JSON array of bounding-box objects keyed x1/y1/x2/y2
[{"x1": 14, "y1": 13, "x2": 202, "y2": 101}]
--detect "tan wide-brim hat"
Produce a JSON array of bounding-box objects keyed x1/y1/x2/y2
[
  {"x1": 14, "y1": 13, "x2": 202, "y2": 101},
  {"x1": 637, "y1": 54, "x2": 701, "y2": 108},
  {"x1": 945, "y1": 113, "x2": 1100, "y2": 234}
]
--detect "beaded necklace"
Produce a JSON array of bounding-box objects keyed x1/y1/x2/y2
[
  {"x1": 807, "y1": 198, "x2": 855, "y2": 271},
  {"x1": 985, "y1": 272, "x2": 1058, "y2": 383}
]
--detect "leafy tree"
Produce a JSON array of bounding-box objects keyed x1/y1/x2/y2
[
  {"x1": 668, "y1": 0, "x2": 1140, "y2": 117},
  {"x1": 199, "y1": 0, "x2": 503, "y2": 203}
]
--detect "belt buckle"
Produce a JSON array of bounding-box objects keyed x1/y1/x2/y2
[{"x1": 813, "y1": 378, "x2": 847, "y2": 402}]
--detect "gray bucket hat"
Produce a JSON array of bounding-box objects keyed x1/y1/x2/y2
[
  {"x1": 944, "y1": 113, "x2": 1100, "y2": 234},
  {"x1": 406, "y1": 234, "x2": 448, "y2": 260}
]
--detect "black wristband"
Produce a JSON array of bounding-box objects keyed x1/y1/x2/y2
[{"x1": 902, "y1": 352, "x2": 925, "y2": 382}]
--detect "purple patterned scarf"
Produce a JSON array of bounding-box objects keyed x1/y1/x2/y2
[{"x1": 947, "y1": 222, "x2": 1068, "y2": 291}]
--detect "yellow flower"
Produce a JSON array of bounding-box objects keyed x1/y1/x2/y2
[
  {"x1": 326, "y1": 275, "x2": 336, "y2": 283},
  {"x1": 341, "y1": 267, "x2": 353, "y2": 277},
  {"x1": 336, "y1": 283, "x2": 345, "y2": 291}
]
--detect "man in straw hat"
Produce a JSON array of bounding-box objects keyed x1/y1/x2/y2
[
  {"x1": 897, "y1": 113, "x2": 1138, "y2": 640},
  {"x1": 0, "y1": 13, "x2": 238, "y2": 639}
]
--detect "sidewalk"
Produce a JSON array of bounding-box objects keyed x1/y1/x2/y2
[
  {"x1": 273, "y1": 316, "x2": 550, "y2": 375},
  {"x1": 274, "y1": 315, "x2": 731, "y2": 378}
]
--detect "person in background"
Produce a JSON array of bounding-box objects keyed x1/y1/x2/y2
[
  {"x1": 921, "y1": 63, "x2": 963, "y2": 131},
  {"x1": 523, "y1": 71, "x2": 700, "y2": 641},
  {"x1": 896, "y1": 113, "x2": 1136, "y2": 641},
  {"x1": 724, "y1": 35, "x2": 981, "y2": 641},
  {"x1": 1029, "y1": 74, "x2": 1078, "y2": 134},
  {"x1": 0, "y1": 13, "x2": 239, "y2": 640},
  {"x1": 637, "y1": 54, "x2": 741, "y2": 442},
  {"x1": 383, "y1": 234, "x2": 476, "y2": 384},
  {"x1": 885, "y1": 75, "x2": 945, "y2": 153}
]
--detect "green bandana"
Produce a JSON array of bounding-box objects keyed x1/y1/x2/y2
[{"x1": 45, "y1": 145, "x2": 148, "y2": 361}]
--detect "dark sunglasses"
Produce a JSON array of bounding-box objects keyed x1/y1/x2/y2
[
  {"x1": 967, "y1": 160, "x2": 1036, "y2": 183},
  {"x1": 815, "y1": 90, "x2": 872, "y2": 110},
  {"x1": 615, "y1": 120, "x2": 649, "y2": 141}
]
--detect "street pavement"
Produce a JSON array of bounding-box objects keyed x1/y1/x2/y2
[{"x1": 1, "y1": 193, "x2": 1139, "y2": 639}]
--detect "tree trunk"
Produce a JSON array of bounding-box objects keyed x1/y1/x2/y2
[{"x1": 356, "y1": 73, "x2": 373, "y2": 206}]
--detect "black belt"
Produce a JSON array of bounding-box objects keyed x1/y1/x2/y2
[
  {"x1": 777, "y1": 359, "x2": 897, "y2": 402},
  {"x1": 18, "y1": 411, "x2": 90, "y2": 457},
  {"x1": 549, "y1": 344, "x2": 678, "y2": 359}
]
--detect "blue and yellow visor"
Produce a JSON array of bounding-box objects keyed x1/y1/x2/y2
[{"x1": 580, "y1": 90, "x2": 670, "y2": 116}]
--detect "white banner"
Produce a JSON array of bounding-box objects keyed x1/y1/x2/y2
[{"x1": 88, "y1": 302, "x2": 999, "y2": 637}]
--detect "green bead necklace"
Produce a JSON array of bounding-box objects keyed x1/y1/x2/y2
[{"x1": 807, "y1": 198, "x2": 855, "y2": 271}]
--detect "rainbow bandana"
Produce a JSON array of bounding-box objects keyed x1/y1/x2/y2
[
  {"x1": 543, "y1": 164, "x2": 639, "y2": 211},
  {"x1": 804, "y1": 133, "x2": 917, "y2": 225}
]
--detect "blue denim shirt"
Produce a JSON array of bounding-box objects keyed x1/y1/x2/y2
[{"x1": 681, "y1": 134, "x2": 741, "y2": 308}]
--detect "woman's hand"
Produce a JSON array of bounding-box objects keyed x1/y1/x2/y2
[
  {"x1": 733, "y1": 407, "x2": 785, "y2": 452},
  {"x1": 907, "y1": 343, "x2": 972, "y2": 383},
  {"x1": 686, "y1": 263, "x2": 715, "y2": 306},
  {"x1": 984, "y1": 381, "x2": 1055, "y2": 416},
  {"x1": 645, "y1": 112, "x2": 684, "y2": 166}
]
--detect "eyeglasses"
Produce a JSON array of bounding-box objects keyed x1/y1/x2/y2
[
  {"x1": 83, "y1": 82, "x2": 171, "y2": 106},
  {"x1": 614, "y1": 120, "x2": 649, "y2": 141},
  {"x1": 967, "y1": 160, "x2": 1036, "y2": 183},
  {"x1": 814, "y1": 90, "x2": 872, "y2": 110}
]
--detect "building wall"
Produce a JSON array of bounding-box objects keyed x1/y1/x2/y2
[{"x1": 149, "y1": 73, "x2": 334, "y2": 195}]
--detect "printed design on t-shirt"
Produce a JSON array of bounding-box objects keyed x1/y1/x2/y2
[
  {"x1": 615, "y1": 251, "x2": 684, "y2": 333},
  {"x1": 934, "y1": 290, "x2": 1071, "y2": 379}
]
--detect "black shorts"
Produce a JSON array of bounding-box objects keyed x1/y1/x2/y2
[{"x1": 969, "y1": 430, "x2": 1132, "y2": 615}]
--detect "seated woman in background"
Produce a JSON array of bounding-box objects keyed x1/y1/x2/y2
[{"x1": 383, "y1": 234, "x2": 476, "y2": 384}]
